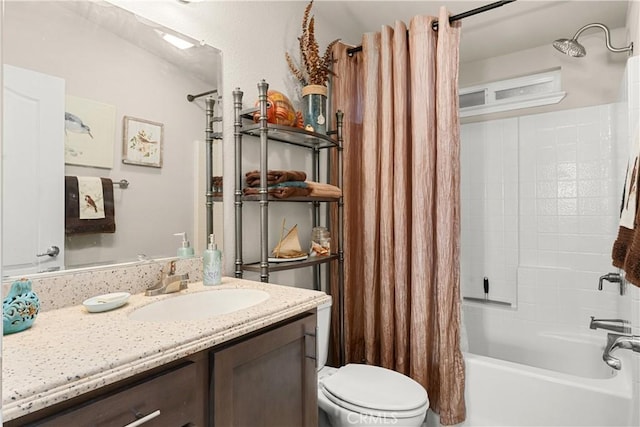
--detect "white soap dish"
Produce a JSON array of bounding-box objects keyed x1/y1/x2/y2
[{"x1": 83, "y1": 292, "x2": 131, "y2": 313}]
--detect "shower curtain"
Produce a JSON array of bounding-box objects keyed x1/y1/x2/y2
[{"x1": 329, "y1": 7, "x2": 465, "y2": 425}]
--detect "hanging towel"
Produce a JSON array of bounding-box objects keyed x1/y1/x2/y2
[
  {"x1": 77, "y1": 177, "x2": 105, "y2": 219},
  {"x1": 65, "y1": 176, "x2": 116, "y2": 234},
  {"x1": 612, "y1": 131, "x2": 640, "y2": 286}
]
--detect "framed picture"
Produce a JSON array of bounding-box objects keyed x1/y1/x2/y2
[
  {"x1": 65, "y1": 95, "x2": 116, "y2": 169},
  {"x1": 122, "y1": 116, "x2": 164, "y2": 168}
]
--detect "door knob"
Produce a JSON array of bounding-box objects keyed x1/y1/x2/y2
[{"x1": 36, "y1": 246, "x2": 60, "y2": 257}]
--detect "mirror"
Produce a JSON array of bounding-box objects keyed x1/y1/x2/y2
[{"x1": 2, "y1": 1, "x2": 223, "y2": 277}]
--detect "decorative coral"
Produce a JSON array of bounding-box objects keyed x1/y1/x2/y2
[{"x1": 285, "y1": 0, "x2": 340, "y2": 87}]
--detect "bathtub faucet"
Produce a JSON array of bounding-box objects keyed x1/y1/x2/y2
[
  {"x1": 589, "y1": 316, "x2": 631, "y2": 334},
  {"x1": 602, "y1": 333, "x2": 640, "y2": 370}
]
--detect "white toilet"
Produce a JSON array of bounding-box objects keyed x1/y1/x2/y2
[{"x1": 316, "y1": 301, "x2": 429, "y2": 427}]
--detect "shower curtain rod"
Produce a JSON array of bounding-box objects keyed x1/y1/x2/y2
[{"x1": 346, "y1": 0, "x2": 516, "y2": 56}]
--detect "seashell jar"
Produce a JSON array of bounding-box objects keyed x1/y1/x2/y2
[
  {"x1": 3, "y1": 278, "x2": 40, "y2": 335},
  {"x1": 310, "y1": 226, "x2": 331, "y2": 257}
]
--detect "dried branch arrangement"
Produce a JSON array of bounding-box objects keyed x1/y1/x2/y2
[{"x1": 285, "y1": 0, "x2": 340, "y2": 87}]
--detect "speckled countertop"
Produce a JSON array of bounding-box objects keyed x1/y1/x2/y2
[{"x1": 2, "y1": 277, "x2": 331, "y2": 422}]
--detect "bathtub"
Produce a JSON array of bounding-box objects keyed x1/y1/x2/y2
[{"x1": 452, "y1": 329, "x2": 634, "y2": 426}]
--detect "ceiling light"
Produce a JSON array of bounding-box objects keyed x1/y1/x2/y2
[{"x1": 154, "y1": 30, "x2": 195, "y2": 50}]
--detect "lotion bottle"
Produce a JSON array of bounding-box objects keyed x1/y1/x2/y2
[
  {"x1": 174, "y1": 232, "x2": 195, "y2": 259},
  {"x1": 203, "y1": 233, "x2": 222, "y2": 285}
]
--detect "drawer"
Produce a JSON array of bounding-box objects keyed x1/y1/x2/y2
[{"x1": 34, "y1": 362, "x2": 200, "y2": 427}]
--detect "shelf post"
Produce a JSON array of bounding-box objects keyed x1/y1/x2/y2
[
  {"x1": 257, "y1": 80, "x2": 270, "y2": 282},
  {"x1": 233, "y1": 88, "x2": 244, "y2": 278}
]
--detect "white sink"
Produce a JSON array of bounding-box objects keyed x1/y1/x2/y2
[{"x1": 129, "y1": 288, "x2": 270, "y2": 322}]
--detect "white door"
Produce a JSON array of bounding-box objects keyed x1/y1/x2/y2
[{"x1": 3, "y1": 64, "x2": 65, "y2": 275}]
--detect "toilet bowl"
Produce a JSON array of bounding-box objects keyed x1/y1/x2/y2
[{"x1": 316, "y1": 301, "x2": 429, "y2": 427}]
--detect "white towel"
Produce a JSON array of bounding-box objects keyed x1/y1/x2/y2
[
  {"x1": 77, "y1": 177, "x2": 105, "y2": 219},
  {"x1": 620, "y1": 132, "x2": 640, "y2": 229}
]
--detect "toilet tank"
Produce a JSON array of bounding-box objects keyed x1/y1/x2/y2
[{"x1": 316, "y1": 299, "x2": 332, "y2": 370}]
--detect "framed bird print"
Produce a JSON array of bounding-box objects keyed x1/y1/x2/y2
[
  {"x1": 122, "y1": 116, "x2": 164, "y2": 168},
  {"x1": 64, "y1": 95, "x2": 116, "y2": 169}
]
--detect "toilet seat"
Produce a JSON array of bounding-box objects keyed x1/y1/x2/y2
[{"x1": 319, "y1": 364, "x2": 429, "y2": 418}]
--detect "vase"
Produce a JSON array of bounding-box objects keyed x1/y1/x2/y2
[
  {"x1": 302, "y1": 85, "x2": 328, "y2": 134},
  {"x1": 3, "y1": 278, "x2": 40, "y2": 335}
]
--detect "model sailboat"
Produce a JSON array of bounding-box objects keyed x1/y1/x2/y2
[{"x1": 270, "y1": 220, "x2": 308, "y2": 262}]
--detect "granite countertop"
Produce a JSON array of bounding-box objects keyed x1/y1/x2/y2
[{"x1": 2, "y1": 277, "x2": 331, "y2": 422}]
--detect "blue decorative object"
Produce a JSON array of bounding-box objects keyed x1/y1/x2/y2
[{"x1": 3, "y1": 278, "x2": 40, "y2": 335}]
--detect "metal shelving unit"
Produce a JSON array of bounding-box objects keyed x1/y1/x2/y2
[{"x1": 233, "y1": 80, "x2": 344, "y2": 294}]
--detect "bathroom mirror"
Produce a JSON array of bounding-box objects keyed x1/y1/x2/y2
[{"x1": 2, "y1": 0, "x2": 223, "y2": 277}]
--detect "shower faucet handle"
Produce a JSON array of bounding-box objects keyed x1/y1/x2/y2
[{"x1": 598, "y1": 272, "x2": 625, "y2": 295}]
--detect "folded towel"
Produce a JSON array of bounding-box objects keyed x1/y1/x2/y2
[
  {"x1": 65, "y1": 176, "x2": 115, "y2": 234},
  {"x1": 243, "y1": 186, "x2": 311, "y2": 199},
  {"x1": 245, "y1": 170, "x2": 307, "y2": 187},
  {"x1": 305, "y1": 181, "x2": 342, "y2": 198}
]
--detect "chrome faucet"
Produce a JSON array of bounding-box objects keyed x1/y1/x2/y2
[
  {"x1": 589, "y1": 316, "x2": 631, "y2": 334},
  {"x1": 602, "y1": 332, "x2": 640, "y2": 370},
  {"x1": 145, "y1": 260, "x2": 189, "y2": 296},
  {"x1": 598, "y1": 272, "x2": 625, "y2": 295}
]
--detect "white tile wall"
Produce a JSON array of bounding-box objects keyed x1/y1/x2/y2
[{"x1": 461, "y1": 119, "x2": 519, "y2": 305}]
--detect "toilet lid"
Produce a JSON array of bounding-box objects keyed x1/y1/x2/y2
[{"x1": 320, "y1": 364, "x2": 429, "y2": 416}]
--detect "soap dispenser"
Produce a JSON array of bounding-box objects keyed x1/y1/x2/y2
[
  {"x1": 174, "y1": 232, "x2": 195, "y2": 259},
  {"x1": 203, "y1": 234, "x2": 222, "y2": 285}
]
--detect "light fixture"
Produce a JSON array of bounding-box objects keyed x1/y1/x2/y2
[
  {"x1": 553, "y1": 23, "x2": 633, "y2": 57},
  {"x1": 154, "y1": 30, "x2": 195, "y2": 50}
]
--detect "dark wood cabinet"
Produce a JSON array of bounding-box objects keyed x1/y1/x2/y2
[
  {"x1": 5, "y1": 310, "x2": 317, "y2": 427},
  {"x1": 211, "y1": 312, "x2": 317, "y2": 427}
]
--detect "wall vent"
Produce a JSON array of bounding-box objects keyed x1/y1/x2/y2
[{"x1": 459, "y1": 69, "x2": 566, "y2": 117}]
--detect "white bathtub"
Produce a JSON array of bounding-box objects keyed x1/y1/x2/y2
[{"x1": 453, "y1": 330, "x2": 634, "y2": 426}]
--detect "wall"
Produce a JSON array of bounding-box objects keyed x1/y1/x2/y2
[
  {"x1": 628, "y1": 0, "x2": 640, "y2": 57},
  {"x1": 460, "y1": 27, "x2": 629, "y2": 123},
  {"x1": 107, "y1": 0, "x2": 346, "y2": 289},
  {"x1": 4, "y1": 2, "x2": 211, "y2": 267}
]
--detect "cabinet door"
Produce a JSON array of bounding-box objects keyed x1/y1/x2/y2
[
  {"x1": 212, "y1": 313, "x2": 317, "y2": 427},
  {"x1": 33, "y1": 361, "x2": 202, "y2": 427}
]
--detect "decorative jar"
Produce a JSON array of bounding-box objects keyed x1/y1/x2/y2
[
  {"x1": 302, "y1": 85, "x2": 328, "y2": 134},
  {"x1": 3, "y1": 278, "x2": 40, "y2": 335}
]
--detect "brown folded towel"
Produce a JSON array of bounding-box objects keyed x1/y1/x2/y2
[
  {"x1": 305, "y1": 181, "x2": 342, "y2": 198},
  {"x1": 243, "y1": 186, "x2": 311, "y2": 199},
  {"x1": 245, "y1": 170, "x2": 307, "y2": 187},
  {"x1": 65, "y1": 176, "x2": 116, "y2": 234}
]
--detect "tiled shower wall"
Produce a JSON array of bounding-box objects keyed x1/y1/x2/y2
[{"x1": 461, "y1": 101, "x2": 628, "y2": 332}]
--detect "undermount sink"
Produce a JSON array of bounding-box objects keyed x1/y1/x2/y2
[{"x1": 129, "y1": 288, "x2": 270, "y2": 322}]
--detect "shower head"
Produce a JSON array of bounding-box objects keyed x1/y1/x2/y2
[
  {"x1": 553, "y1": 38, "x2": 586, "y2": 57},
  {"x1": 553, "y1": 23, "x2": 633, "y2": 57}
]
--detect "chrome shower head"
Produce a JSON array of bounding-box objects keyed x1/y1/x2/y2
[
  {"x1": 553, "y1": 38, "x2": 586, "y2": 57},
  {"x1": 553, "y1": 23, "x2": 633, "y2": 58}
]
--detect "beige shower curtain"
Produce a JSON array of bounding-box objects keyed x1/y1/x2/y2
[{"x1": 329, "y1": 7, "x2": 465, "y2": 425}]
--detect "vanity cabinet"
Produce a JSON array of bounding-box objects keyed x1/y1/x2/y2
[
  {"x1": 5, "y1": 310, "x2": 317, "y2": 427},
  {"x1": 211, "y1": 311, "x2": 317, "y2": 426},
  {"x1": 6, "y1": 351, "x2": 208, "y2": 427}
]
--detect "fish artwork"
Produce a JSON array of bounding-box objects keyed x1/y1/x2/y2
[
  {"x1": 253, "y1": 90, "x2": 304, "y2": 128},
  {"x1": 65, "y1": 112, "x2": 93, "y2": 138}
]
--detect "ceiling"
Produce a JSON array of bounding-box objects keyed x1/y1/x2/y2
[{"x1": 313, "y1": 0, "x2": 630, "y2": 63}]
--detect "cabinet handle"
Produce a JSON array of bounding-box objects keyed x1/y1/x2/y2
[
  {"x1": 124, "y1": 410, "x2": 161, "y2": 427},
  {"x1": 304, "y1": 328, "x2": 317, "y2": 367}
]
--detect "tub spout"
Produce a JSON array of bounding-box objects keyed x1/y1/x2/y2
[
  {"x1": 589, "y1": 316, "x2": 631, "y2": 333},
  {"x1": 602, "y1": 333, "x2": 640, "y2": 370}
]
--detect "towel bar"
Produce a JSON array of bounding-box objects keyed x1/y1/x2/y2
[{"x1": 113, "y1": 179, "x2": 129, "y2": 189}]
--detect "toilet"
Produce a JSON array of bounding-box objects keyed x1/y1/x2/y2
[{"x1": 316, "y1": 301, "x2": 429, "y2": 427}]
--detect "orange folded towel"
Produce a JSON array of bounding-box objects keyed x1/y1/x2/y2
[
  {"x1": 305, "y1": 181, "x2": 342, "y2": 199},
  {"x1": 245, "y1": 170, "x2": 307, "y2": 187}
]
